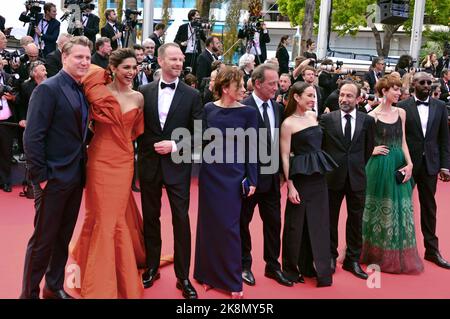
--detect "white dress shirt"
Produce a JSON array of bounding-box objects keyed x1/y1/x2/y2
[
  {"x1": 253, "y1": 92, "x2": 275, "y2": 140},
  {"x1": 0, "y1": 75, "x2": 12, "y2": 120},
  {"x1": 108, "y1": 21, "x2": 122, "y2": 48},
  {"x1": 414, "y1": 96, "x2": 429, "y2": 137},
  {"x1": 186, "y1": 23, "x2": 196, "y2": 54},
  {"x1": 158, "y1": 77, "x2": 179, "y2": 152},
  {"x1": 340, "y1": 108, "x2": 357, "y2": 140}
]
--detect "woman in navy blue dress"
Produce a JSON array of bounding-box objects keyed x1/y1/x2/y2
[{"x1": 194, "y1": 67, "x2": 258, "y2": 298}]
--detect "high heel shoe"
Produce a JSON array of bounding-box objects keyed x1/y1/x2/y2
[
  {"x1": 203, "y1": 284, "x2": 213, "y2": 292},
  {"x1": 230, "y1": 291, "x2": 244, "y2": 299}
]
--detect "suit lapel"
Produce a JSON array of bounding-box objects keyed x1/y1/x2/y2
[
  {"x1": 351, "y1": 111, "x2": 364, "y2": 147},
  {"x1": 332, "y1": 110, "x2": 347, "y2": 147},
  {"x1": 272, "y1": 99, "x2": 281, "y2": 129},
  {"x1": 148, "y1": 82, "x2": 162, "y2": 134},
  {"x1": 163, "y1": 83, "x2": 184, "y2": 132},
  {"x1": 59, "y1": 75, "x2": 82, "y2": 136},
  {"x1": 408, "y1": 98, "x2": 424, "y2": 138},
  {"x1": 425, "y1": 99, "x2": 437, "y2": 139}
]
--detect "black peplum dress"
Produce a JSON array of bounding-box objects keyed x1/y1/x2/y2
[{"x1": 282, "y1": 125, "x2": 338, "y2": 285}]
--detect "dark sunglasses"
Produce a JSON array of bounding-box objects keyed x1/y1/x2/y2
[{"x1": 419, "y1": 80, "x2": 432, "y2": 85}]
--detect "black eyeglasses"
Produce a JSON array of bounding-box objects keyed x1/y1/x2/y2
[{"x1": 419, "y1": 80, "x2": 432, "y2": 85}]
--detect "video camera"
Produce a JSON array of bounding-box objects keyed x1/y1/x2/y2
[
  {"x1": 242, "y1": 15, "x2": 264, "y2": 38},
  {"x1": 360, "y1": 92, "x2": 380, "y2": 103},
  {"x1": 1, "y1": 50, "x2": 28, "y2": 64},
  {"x1": 191, "y1": 18, "x2": 211, "y2": 31},
  {"x1": 125, "y1": 8, "x2": 142, "y2": 18},
  {"x1": 64, "y1": 0, "x2": 95, "y2": 11},
  {"x1": 23, "y1": 0, "x2": 46, "y2": 33}
]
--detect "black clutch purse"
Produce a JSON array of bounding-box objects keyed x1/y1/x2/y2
[
  {"x1": 241, "y1": 177, "x2": 251, "y2": 198},
  {"x1": 395, "y1": 168, "x2": 405, "y2": 184}
]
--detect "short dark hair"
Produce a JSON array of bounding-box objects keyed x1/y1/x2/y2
[
  {"x1": 104, "y1": 9, "x2": 115, "y2": 21},
  {"x1": 301, "y1": 66, "x2": 316, "y2": 75},
  {"x1": 108, "y1": 48, "x2": 136, "y2": 68},
  {"x1": 251, "y1": 63, "x2": 279, "y2": 86},
  {"x1": 155, "y1": 23, "x2": 165, "y2": 31},
  {"x1": 133, "y1": 44, "x2": 144, "y2": 52},
  {"x1": 188, "y1": 9, "x2": 199, "y2": 21},
  {"x1": 371, "y1": 56, "x2": 384, "y2": 68},
  {"x1": 184, "y1": 74, "x2": 197, "y2": 87},
  {"x1": 441, "y1": 68, "x2": 449, "y2": 78},
  {"x1": 44, "y1": 2, "x2": 56, "y2": 14},
  {"x1": 95, "y1": 37, "x2": 111, "y2": 51},
  {"x1": 214, "y1": 66, "x2": 243, "y2": 99},
  {"x1": 205, "y1": 36, "x2": 217, "y2": 48}
]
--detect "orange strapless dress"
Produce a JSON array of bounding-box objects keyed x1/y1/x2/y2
[{"x1": 71, "y1": 66, "x2": 146, "y2": 299}]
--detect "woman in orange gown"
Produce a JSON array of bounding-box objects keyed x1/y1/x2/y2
[{"x1": 71, "y1": 49, "x2": 146, "y2": 298}]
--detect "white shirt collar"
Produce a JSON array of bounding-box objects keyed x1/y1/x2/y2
[
  {"x1": 340, "y1": 108, "x2": 357, "y2": 119},
  {"x1": 414, "y1": 96, "x2": 430, "y2": 103},
  {"x1": 159, "y1": 76, "x2": 179, "y2": 89},
  {"x1": 252, "y1": 92, "x2": 271, "y2": 108}
]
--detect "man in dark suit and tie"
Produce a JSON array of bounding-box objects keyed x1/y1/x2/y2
[
  {"x1": 20, "y1": 36, "x2": 91, "y2": 299},
  {"x1": 174, "y1": 9, "x2": 206, "y2": 74},
  {"x1": 302, "y1": 66, "x2": 327, "y2": 116},
  {"x1": 149, "y1": 23, "x2": 165, "y2": 58},
  {"x1": 19, "y1": 2, "x2": 60, "y2": 57},
  {"x1": 45, "y1": 33, "x2": 72, "y2": 78},
  {"x1": 100, "y1": 9, "x2": 123, "y2": 51},
  {"x1": 364, "y1": 57, "x2": 384, "y2": 94},
  {"x1": 240, "y1": 64, "x2": 293, "y2": 288},
  {"x1": 138, "y1": 43, "x2": 202, "y2": 299},
  {"x1": 397, "y1": 72, "x2": 450, "y2": 269},
  {"x1": 438, "y1": 68, "x2": 449, "y2": 104},
  {"x1": 195, "y1": 36, "x2": 220, "y2": 87},
  {"x1": 320, "y1": 82, "x2": 375, "y2": 280}
]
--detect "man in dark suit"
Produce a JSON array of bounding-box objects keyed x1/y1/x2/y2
[
  {"x1": 149, "y1": 23, "x2": 165, "y2": 58},
  {"x1": 436, "y1": 49, "x2": 449, "y2": 78},
  {"x1": 45, "y1": 33, "x2": 72, "y2": 78},
  {"x1": 174, "y1": 9, "x2": 206, "y2": 73},
  {"x1": 20, "y1": 36, "x2": 91, "y2": 299},
  {"x1": 19, "y1": 2, "x2": 60, "y2": 57},
  {"x1": 320, "y1": 82, "x2": 375, "y2": 280},
  {"x1": 364, "y1": 57, "x2": 384, "y2": 94},
  {"x1": 439, "y1": 68, "x2": 449, "y2": 104},
  {"x1": 138, "y1": 43, "x2": 202, "y2": 299},
  {"x1": 398, "y1": 72, "x2": 450, "y2": 269},
  {"x1": 302, "y1": 66, "x2": 327, "y2": 116},
  {"x1": 91, "y1": 37, "x2": 112, "y2": 69},
  {"x1": 100, "y1": 9, "x2": 123, "y2": 51},
  {"x1": 195, "y1": 36, "x2": 220, "y2": 87},
  {"x1": 240, "y1": 64, "x2": 293, "y2": 288}
]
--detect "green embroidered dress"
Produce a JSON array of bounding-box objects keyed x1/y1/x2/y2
[{"x1": 361, "y1": 114, "x2": 423, "y2": 274}]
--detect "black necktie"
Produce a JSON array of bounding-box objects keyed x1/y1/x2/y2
[
  {"x1": 73, "y1": 82, "x2": 88, "y2": 135},
  {"x1": 344, "y1": 114, "x2": 352, "y2": 146},
  {"x1": 416, "y1": 100, "x2": 429, "y2": 106},
  {"x1": 161, "y1": 82, "x2": 175, "y2": 90},
  {"x1": 262, "y1": 102, "x2": 272, "y2": 153}
]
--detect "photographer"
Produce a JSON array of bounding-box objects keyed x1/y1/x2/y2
[
  {"x1": 149, "y1": 23, "x2": 166, "y2": 58},
  {"x1": 437, "y1": 49, "x2": 449, "y2": 78},
  {"x1": 275, "y1": 73, "x2": 291, "y2": 107},
  {"x1": 91, "y1": 37, "x2": 112, "y2": 69},
  {"x1": 439, "y1": 69, "x2": 450, "y2": 104},
  {"x1": 318, "y1": 59, "x2": 340, "y2": 101},
  {"x1": 421, "y1": 52, "x2": 438, "y2": 77},
  {"x1": 0, "y1": 59, "x2": 17, "y2": 193},
  {"x1": 196, "y1": 36, "x2": 220, "y2": 87},
  {"x1": 100, "y1": 9, "x2": 123, "y2": 51},
  {"x1": 67, "y1": 2, "x2": 99, "y2": 47},
  {"x1": 174, "y1": 9, "x2": 207, "y2": 73},
  {"x1": 364, "y1": 57, "x2": 384, "y2": 94},
  {"x1": 122, "y1": 9, "x2": 141, "y2": 48},
  {"x1": 19, "y1": 2, "x2": 60, "y2": 57},
  {"x1": 133, "y1": 44, "x2": 154, "y2": 89},
  {"x1": 395, "y1": 54, "x2": 413, "y2": 78},
  {"x1": 302, "y1": 66, "x2": 326, "y2": 116},
  {"x1": 238, "y1": 17, "x2": 270, "y2": 66},
  {"x1": 142, "y1": 38, "x2": 158, "y2": 67}
]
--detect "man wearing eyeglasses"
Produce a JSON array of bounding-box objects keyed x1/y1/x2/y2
[
  {"x1": 398, "y1": 72, "x2": 450, "y2": 270},
  {"x1": 364, "y1": 57, "x2": 384, "y2": 94}
]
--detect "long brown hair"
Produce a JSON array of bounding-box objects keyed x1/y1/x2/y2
[{"x1": 284, "y1": 82, "x2": 311, "y2": 118}]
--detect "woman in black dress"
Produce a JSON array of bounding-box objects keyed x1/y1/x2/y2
[
  {"x1": 280, "y1": 82, "x2": 337, "y2": 287},
  {"x1": 276, "y1": 35, "x2": 290, "y2": 75},
  {"x1": 194, "y1": 66, "x2": 258, "y2": 298}
]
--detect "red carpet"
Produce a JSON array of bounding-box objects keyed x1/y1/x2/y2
[{"x1": 1, "y1": 178, "x2": 450, "y2": 299}]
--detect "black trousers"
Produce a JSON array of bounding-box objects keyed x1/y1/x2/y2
[
  {"x1": 0, "y1": 123, "x2": 13, "y2": 184},
  {"x1": 328, "y1": 176, "x2": 366, "y2": 263},
  {"x1": 183, "y1": 52, "x2": 198, "y2": 74},
  {"x1": 140, "y1": 172, "x2": 191, "y2": 280},
  {"x1": 413, "y1": 163, "x2": 439, "y2": 255},
  {"x1": 20, "y1": 181, "x2": 83, "y2": 298},
  {"x1": 240, "y1": 184, "x2": 282, "y2": 272}
]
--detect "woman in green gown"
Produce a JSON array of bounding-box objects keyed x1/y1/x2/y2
[{"x1": 361, "y1": 75, "x2": 424, "y2": 274}]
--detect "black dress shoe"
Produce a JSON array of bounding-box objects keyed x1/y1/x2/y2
[
  {"x1": 425, "y1": 253, "x2": 450, "y2": 269},
  {"x1": 2, "y1": 183, "x2": 11, "y2": 192},
  {"x1": 264, "y1": 270, "x2": 294, "y2": 287},
  {"x1": 295, "y1": 274, "x2": 305, "y2": 284},
  {"x1": 142, "y1": 269, "x2": 160, "y2": 288},
  {"x1": 176, "y1": 279, "x2": 198, "y2": 299},
  {"x1": 242, "y1": 269, "x2": 255, "y2": 286},
  {"x1": 42, "y1": 287, "x2": 74, "y2": 299},
  {"x1": 342, "y1": 261, "x2": 368, "y2": 280}
]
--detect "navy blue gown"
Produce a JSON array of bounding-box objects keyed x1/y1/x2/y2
[{"x1": 194, "y1": 102, "x2": 258, "y2": 292}]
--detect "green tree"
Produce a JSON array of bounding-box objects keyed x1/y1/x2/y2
[{"x1": 277, "y1": 0, "x2": 450, "y2": 57}]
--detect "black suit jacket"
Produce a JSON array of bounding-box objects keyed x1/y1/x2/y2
[
  {"x1": 19, "y1": 13, "x2": 60, "y2": 57},
  {"x1": 314, "y1": 85, "x2": 326, "y2": 115},
  {"x1": 16, "y1": 78, "x2": 37, "y2": 121},
  {"x1": 0, "y1": 15, "x2": 5, "y2": 33},
  {"x1": 138, "y1": 80, "x2": 203, "y2": 184},
  {"x1": 0, "y1": 71, "x2": 15, "y2": 120},
  {"x1": 439, "y1": 78, "x2": 449, "y2": 103},
  {"x1": 364, "y1": 70, "x2": 380, "y2": 94},
  {"x1": 398, "y1": 97, "x2": 450, "y2": 175},
  {"x1": 241, "y1": 95, "x2": 284, "y2": 193},
  {"x1": 100, "y1": 22, "x2": 123, "y2": 51},
  {"x1": 69, "y1": 13, "x2": 99, "y2": 46},
  {"x1": 196, "y1": 49, "x2": 215, "y2": 86},
  {"x1": 174, "y1": 23, "x2": 206, "y2": 54},
  {"x1": 320, "y1": 110, "x2": 375, "y2": 192},
  {"x1": 24, "y1": 71, "x2": 88, "y2": 186},
  {"x1": 149, "y1": 32, "x2": 162, "y2": 57},
  {"x1": 276, "y1": 46, "x2": 289, "y2": 74},
  {"x1": 45, "y1": 49, "x2": 62, "y2": 78}
]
